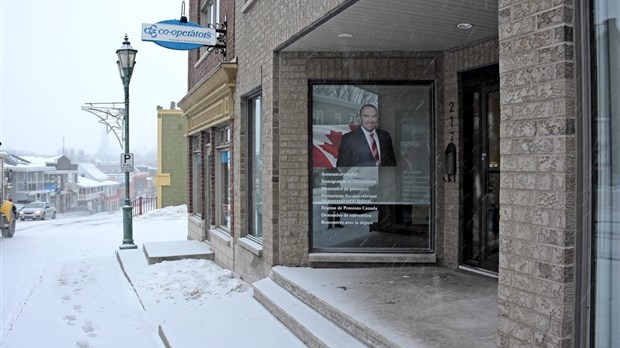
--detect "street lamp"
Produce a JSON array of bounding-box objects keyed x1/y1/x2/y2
[{"x1": 117, "y1": 34, "x2": 137, "y2": 250}]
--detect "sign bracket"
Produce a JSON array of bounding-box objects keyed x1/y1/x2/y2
[{"x1": 206, "y1": 19, "x2": 227, "y2": 59}]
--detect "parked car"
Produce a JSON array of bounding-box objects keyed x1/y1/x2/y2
[{"x1": 19, "y1": 201, "x2": 56, "y2": 221}]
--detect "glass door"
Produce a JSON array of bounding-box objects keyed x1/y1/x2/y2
[{"x1": 462, "y1": 65, "x2": 500, "y2": 273}]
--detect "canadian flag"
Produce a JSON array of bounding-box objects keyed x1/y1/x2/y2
[{"x1": 312, "y1": 124, "x2": 358, "y2": 168}]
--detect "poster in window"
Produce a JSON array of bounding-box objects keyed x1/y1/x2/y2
[{"x1": 311, "y1": 83, "x2": 433, "y2": 251}]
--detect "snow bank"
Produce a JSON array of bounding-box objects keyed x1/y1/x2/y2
[
  {"x1": 134, "y1": 258, "x2": 250, "y2": 306},
  {"x1": 134, "y1": 204, "x2": 188, "y2": 220}
]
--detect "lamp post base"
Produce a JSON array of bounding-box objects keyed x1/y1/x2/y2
[
  {"x1": 119, "y1": 243, "x2": 138, "y2": 250},
  {"x1": 120, "y1": 204, "x2": 137, "y2": 250}
]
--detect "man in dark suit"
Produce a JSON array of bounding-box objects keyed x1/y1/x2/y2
[{"x1": 336, "y1": 104, "x2": 396, "y2": 167}]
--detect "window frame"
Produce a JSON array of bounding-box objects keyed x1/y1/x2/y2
[
  {"x1": 308, "y1": 80, "x2": 436, "y2": 253},
  {"x1": 215, "y1": 125, "x2": 231, "y2": 232},
  {"x1": 247, "y1": 92, "x2": 264, "y2": 241},
  {"x1": 191, "y1": 134, "x2": 203, "y2": 217},
  {"x1": 576, "y1": 0, "x2": 620, "y2": 346},
  {"x1": 203, "y1": 131, "x2": 212, "y2": 232},
  {"x1": 198, "y1": 0, "x2": 220, "y2": 57}
]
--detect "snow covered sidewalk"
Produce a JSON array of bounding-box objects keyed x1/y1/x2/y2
[{"x1": 116, "y1": 207, "x2": 305, "y2": 348}]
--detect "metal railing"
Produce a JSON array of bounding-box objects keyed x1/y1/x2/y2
[{"x1": 132, "y1": 196, "x2": 157, "y2": 217}]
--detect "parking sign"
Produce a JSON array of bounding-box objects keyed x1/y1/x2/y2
[{"x1": 120, "y1": 153, "x2": 134, "y2": 172}]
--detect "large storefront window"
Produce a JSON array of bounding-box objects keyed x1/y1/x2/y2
[
  {"x1": 248, "y1": 93, "x2": 263, "y2": 239},
  {"x1": 593, "y1": 0, "x2": 620, "y2": 345},
  {"x1": 311, "y1": 83, "x2": 433, "y2": 251}
]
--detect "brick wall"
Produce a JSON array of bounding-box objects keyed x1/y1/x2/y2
[
  {"x1": 184, "y1": 0, "x2": 236, "y2": 248},
  {"x1": 234, "y1": 0, "x2": 477, "y2": 269},
  {"x1": 497, "y1": 0, "x2": 576, "y2": 346},
  {"x1": 274, "y1": 51, "x2": 440, "y2": 266},
  {"x1": 187, "y1": 0, "x2": 236, "y2": 90},
  {"x1": 253, "y1": 52, "x2": 437, "y2": 265},
  {"x1": 233, "y1": 0, "x2": 348, "y2": 271},
  {"x1": 224, "y1": 0, "x2": 580, "y2": 345}
]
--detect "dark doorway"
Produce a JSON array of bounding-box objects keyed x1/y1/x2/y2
[{"x1": 461, "y1": 64, "x2": 500, "y2": 273}]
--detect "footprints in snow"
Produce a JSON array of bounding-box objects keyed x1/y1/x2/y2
[{"x1": 57, "y1": 261, "x2": 99, "y2": 346}]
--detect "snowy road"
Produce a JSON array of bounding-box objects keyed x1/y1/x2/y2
[
  {"x1": 1, "y1": 213, "x2": 164, "y2": 348},
  {"x1": 1, "y1": 206, "x2": 302, "y2": 348}
]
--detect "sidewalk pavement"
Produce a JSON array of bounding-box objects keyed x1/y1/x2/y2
[
  {"x1": 114, "y1": 237, "x2": 498, "y2": 348},
  {"x1": 116, "y1": 243, "x2": 305, "y2": 348}
]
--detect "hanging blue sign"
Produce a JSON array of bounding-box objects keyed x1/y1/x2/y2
[{"x1": 141, "y1": 19, "x2": 216, "y2": 51}]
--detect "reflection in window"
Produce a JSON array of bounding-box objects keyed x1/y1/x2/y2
[
  {"x1": 216, "y1": 126, "x2": 231, "y2": 231},
  {"x1": 248, "y1": 94, "x2": 263, "y2": 239},
  {"x1": 593, "y1": 1, "x2": 619, "y2": 345},
  {"x1": 203, "y1": 132, "x2": 211, "y2": 231},
  {"x1": 311, "y1": 83, "x2": 433, "y2": 252},
  {"x1": 218, "y1": 150, "x2": 230, "y2": 230},
  {"x1": 200, "y1": 0, "x2": 220, "y2": 27},
  {"x1": 199, "y1": 0, "x2": 220, "y2": 57}
]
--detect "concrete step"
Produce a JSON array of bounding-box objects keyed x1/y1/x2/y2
[
  {"x1": 142, "y1": 240, "x2": 214, "y2": 265},
  {"x1": 269, "y1": 268, "x2": 398, "y2": 348},
  {"x1": 253, "y1": 277, "x2": 367, "y2": 348},
  {"x1": 156, "y1": 292, "x2": 306, "y2": 348}
]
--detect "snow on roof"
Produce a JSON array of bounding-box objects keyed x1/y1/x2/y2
[
  {"x1": 78, "y1": 162, "x2": 110, "y2": 181},
  {"x1": 3, "y1": 155, "x2": 62, "y2": 171},
  {"x1": 78, "y1": 176, "x2": 121, "y2": 188},
  {"x1": 20, "y1": 155, "x2": 64, "y2": 167},
  {"x1": 4, "y1": 161, "x2": 52, "y2": 171},
  {"x1": 1, "y1": 152, "x2": 31, "y2": 167}
]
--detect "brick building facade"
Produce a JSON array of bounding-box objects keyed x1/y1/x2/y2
[{"x1": 176, "y1": 0, "x2": 618, "y2": 346}]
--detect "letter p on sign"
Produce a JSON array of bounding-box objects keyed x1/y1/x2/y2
[{"x1": 121, "y1": 153, "x2": 134, "y2": 172}]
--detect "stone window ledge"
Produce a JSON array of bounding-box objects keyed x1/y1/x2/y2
[
  {"x1": 209, "y1": 228, "x2": 232, "y2": 247},
  {"x1": 309, "y1": 253, "x2": 436, "y2": 264},
  {"x1": 189, "y1": 214, "x2": 202, "y2": 227},
  {"x1": 238, "y1": 237, "x2": 263, "y2": 257}
]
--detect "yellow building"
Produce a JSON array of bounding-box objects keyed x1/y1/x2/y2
[{"x1": 154, "y1": 107, "x2": 187, "y2": 208}]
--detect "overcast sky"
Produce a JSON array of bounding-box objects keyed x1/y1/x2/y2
[{"x1": 0, "y1": 0, "x2": 188, "y2": 158}]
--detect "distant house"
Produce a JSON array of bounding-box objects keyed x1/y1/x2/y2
[
  {"x1": 3, "y1": 154, "x2": 78, "y2": 212},
  {"x1": 0, "y1": 152, "x2": 48, "y2": 203},
  {"x1": 95, "y1": 161, "x2": 155, "y2": 201},
  {"x1": 77, "y1": 163, "x2": 123, "y2": 213}
]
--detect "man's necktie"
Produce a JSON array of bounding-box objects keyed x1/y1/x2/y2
[{"x1": 370, "y1": 132, "x2": 380, "y2": 166}]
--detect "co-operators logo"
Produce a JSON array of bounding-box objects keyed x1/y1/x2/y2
[
  {"x1": 143, "y1": 24, "x2": 212, "y2": 40},
  {"x1": 144, "y1": 25, "x2": 158, "y2": 39}
]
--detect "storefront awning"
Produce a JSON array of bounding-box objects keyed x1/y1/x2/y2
[{"x1": 278, "y1": 0, "x2": 498, "y2": 53}]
